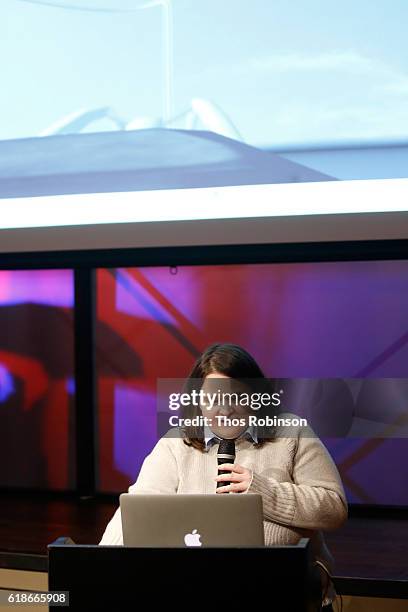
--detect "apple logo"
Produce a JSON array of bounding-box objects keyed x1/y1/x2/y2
[{"x1": 184, "y1": 529, "x2": 202, "y2": 547}]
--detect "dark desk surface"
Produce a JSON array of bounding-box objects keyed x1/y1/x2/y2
[{"x1": 1, "y1": 492, "x2": 407, "y2": 598}]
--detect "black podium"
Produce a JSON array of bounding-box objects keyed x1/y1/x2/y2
[{"x1": 48, "y1": 537, "x2": 322, "y2": 611}]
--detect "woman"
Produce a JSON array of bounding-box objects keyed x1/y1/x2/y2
[{"x1": 99, "y1": 343, "x2": 348, "y2": 610}]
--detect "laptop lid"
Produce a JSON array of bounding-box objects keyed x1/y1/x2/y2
[{"x1": 120, "y1": 493, "x2": 264, "y2": 548}]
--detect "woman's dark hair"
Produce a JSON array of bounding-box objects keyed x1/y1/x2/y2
[{"x1": 182, "y1": 343, "x2": 279, "y2": 451}]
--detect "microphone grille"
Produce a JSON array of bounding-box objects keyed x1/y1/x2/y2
[{"x1": 218, "y1": 438, "x2": 236, "y2": 456}]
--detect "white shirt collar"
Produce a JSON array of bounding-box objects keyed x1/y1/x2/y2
[{"x1": 203, "y1": 424, "x2": 258, "y2": 451}]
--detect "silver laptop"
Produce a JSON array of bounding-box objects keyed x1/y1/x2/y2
[{"x1": 120, "y1": 493, "x2": 264, "y2": 547}]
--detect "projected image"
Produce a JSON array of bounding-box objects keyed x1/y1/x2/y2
[
  {"x1": 96, "y1": 260, "x2": 408, "y2": 504},
  {"x1": 2, "y1": 1, "x2": 408, "y2": 211},
  {"x1": 0, "y1": 269, "x2": 75, "y2": 490},
  {"x1": 3, "y1": 2, "x2": 408, "y2": 153}
]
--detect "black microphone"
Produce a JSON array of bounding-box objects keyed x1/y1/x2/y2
[{"x1": 217, "y1": 439, "x2": 236, "y2": 490}]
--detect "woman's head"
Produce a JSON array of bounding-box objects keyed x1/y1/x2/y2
[
  {"x1": 182, "y1": 343, "x2": 278, "y2": 450},
  {"x1": 188, "y1": 342, "x2": 267, "y2": 380}
]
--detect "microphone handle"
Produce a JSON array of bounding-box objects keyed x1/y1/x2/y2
[{"x1": 217, "y1": 454, "x2": 235, "y2": 489}]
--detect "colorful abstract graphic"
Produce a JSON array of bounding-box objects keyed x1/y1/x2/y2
[
  {"x1": 96, "y1": 262, "x2": 408, "y2": 505},
  {"x1": 0, "y1": 270, "x2": 75, "y2": 489}
]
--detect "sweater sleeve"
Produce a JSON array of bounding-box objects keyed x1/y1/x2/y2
[
  {"x1": 247, "y1": 425, "x2": 348, "y2": 531},
  {"x1": 98, "y1": 437, "x2": 179, "y2": 545}
]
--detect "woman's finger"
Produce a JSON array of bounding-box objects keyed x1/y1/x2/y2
[
  {"x1": 216, "y1": 482, "x2": 247, "y2": 493},
  {"x1": 215, "y1": 473, "x2": 244, "y2": 482},
  {"x1": 217, "y1": 463, "x2": 246, "y2": 473}
]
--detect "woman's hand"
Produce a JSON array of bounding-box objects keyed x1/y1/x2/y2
[{"x1": 215, "y1": 463, "x2": 252, "y2": 493}]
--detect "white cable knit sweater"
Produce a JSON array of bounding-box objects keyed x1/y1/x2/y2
[{"x1": 99, "y1": 415, "x2": 348, "y2": 603}]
